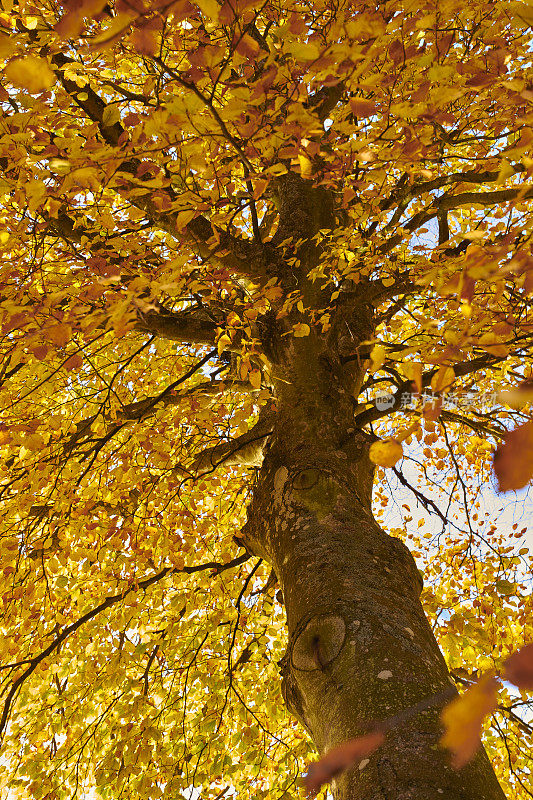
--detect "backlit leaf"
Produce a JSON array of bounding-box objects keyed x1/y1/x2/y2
[
  {"x1": 5, "y1": 57, "x2": 55, "y2": 93},
  {"x1": 431, "y1": 366, "x2": 455, "y2": 393},
  {"x1": 293, "y1": 322, "x2": 311, "y2": 337},
  {"x1": 285, "y1": 41, "x2": 320, "y2": 61},
  {"x1": 369, "y1": 439, "x2": 403, "y2": 467},
  {"x1": 440, "y1": 675, "x2": 498, "y2": 768}
]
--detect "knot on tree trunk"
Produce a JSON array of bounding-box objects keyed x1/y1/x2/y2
[{"x1": 291, "y1": 613, "x2": 347, "y2": 672}]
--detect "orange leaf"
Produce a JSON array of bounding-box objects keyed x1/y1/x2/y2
[
  {"x1": 423, "y1": 395, "x2": 442, "y2": 422},
  {"x1": 349, "y1": 98, "x2": 377, "y2": 117},
  {"x1": 130, "y1": 27, "x2": 158, "y2": 56},
  {"x1": 504, "y1": 643, "x2": 533, "y2": 689},
  {"x1": 304, "y1": 731, "x2": 384, "y2": 795},
  {"x1": 404, "y1": 362, "x2": 423, "y2": 393},
  {"x1": 235, "y1": 33, "x2": 260, "y2": 59},
  {"x1": 493, "y1": 420, "x2": 533, "y2": 492},
  {"x1": 31, "y1": 344, "x2": 49, "y2": 361},
  {"x1": 64, "y1": 353, "x2": 83, "y2": 371},
  {"x1": 48, "y1": 324, "x2": 72, "y2": 347},
  {"x1": 440, "y1": 675, "x2": 498, "y2": 768}
]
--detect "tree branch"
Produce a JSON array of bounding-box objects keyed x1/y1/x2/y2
[
  {"x1": 392, "y1": 466, "x2": 449, "y2": 524},
  {"x1": 63, "y1": 349, "x2": 218, "y2": 455},
  {"x1": 0, "y1": 552, "x2": 250, "y2": 741},
  {"x1": 379, "y1": 184, "x2": 533, "y2": 254},
  {"x1": 439, "y1": 185, "x2": 533, "y2": 211},
  {"x1": 51, "y1": 54, "x2": 269, "y2": 281},
  {"x1": 133, "y1": 307, "x2": 220, "y2": 345},
  {"x1": 404, "y1": 165, "x2": 526, "y2": 199},
  {"x1": 354, "y1": 352, "x2": 509, "y2": 427},
  {"x1": 305, "y1": 81, "x2": 346, "y2": 122},
  {"x1": 64, "y1": 376, "x2": 254, "y2": 457},
  {"x1": 185, "y1": 406, "x2": 275, "y2": 474}
]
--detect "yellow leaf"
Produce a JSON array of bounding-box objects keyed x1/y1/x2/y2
[
  {"x1": 396, "y1": 421, "x2": 420, "y2": 443},
  {"x1": 196, "y1": 0, "x2": 220, "y2": 22},
  {"x1": 286, "y1": 41, "x2": 320, "y2": 61},
  {"x1": 102, "y1": 104, "x2": 121, "y2": 127},
  {"x1": 5, "y1": 57, "x2": 55, "y2": 93},
  {"x1": 293, "y1": 322, "x2": 311, "y2": 337},
  {"x1": 298, "y1": 154, "x2": 312, "y2": 178},
  {"x1": 462, "y1": 230, "x2": 484, "y2": 240},
  {"x1": 369, "y1": 439, "x2": 403, "y2": 467},
  {"x1": 249, "y1": 369, "x2": 262, "y2": 390},
  {"x1": 431, "y1": 366, "x2": 454, "y2": 393},
  {"x1": 175, "y1": 209, "x2": 196, "y2": 230},
  {"x1": 55, "y1": 0, "x2": 108, "y2": 38},
  {"x1": 69, "y1": 167, "x2": 101, "y2": 192},
  {"x1": 370, "y1": 344, "x2": 386, "y2": 373},
  {"x1": 496, "y1": 158, "x2": 515, "y2": 184},
  {"x1": 404, "y1": 362, "x2": 422, "y2": 393},
  {"x1": 0, "y1": 34, "x2": 15, "y2": 59},
  {"x1": 217, "y1": 334, "x2": 232, "y2": 356},
  {"x1": 440, "y1": 675, "x2": 498, "y2": 768},
  {"x1": 89, "y1": 13, "x2": 134, "y2": 50}
]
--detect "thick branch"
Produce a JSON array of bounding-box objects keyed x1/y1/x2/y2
[
  {"x1": 186, "y1": 407, "x2": 275, "y2": 474},
  {"x1": 133, "y1": 307, "x2": 219, "y2": 345},
  {"x1": 408, "y1": 165, "x2": 526, "y2": 197},
  {"x1": 380, "y1": 184, "x2": 533, "y2": 254},
  {"x1": 305, "y1": 81, "x2": 346, "y2": 122},
  {"x1": 65, "y1": 377, "x2": 254, "y2": 457},
  {"x1": 64, "y1": 350, "x2": 218, "y2": 454},
  {"x1": 120, "y1": 378, "x2": 253, "y2": 420},
  {"x1": 354, "y1": 352, "x2": 509, "y2": 427},
  {"x1": 440, "y1": 185, "x2": 533, "y2": 211},
  {"x1": 43, "y1": 210, "x2": 233, "y2": 345},
  {"x1": 51, "y1": 54, "x2": 268, "y2": 281}
]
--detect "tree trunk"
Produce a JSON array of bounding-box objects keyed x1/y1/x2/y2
[{"x1": 241, "y1": 325, "x2": 506, "y2": 800}]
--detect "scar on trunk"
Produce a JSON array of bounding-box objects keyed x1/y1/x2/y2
[{"x1": 292, "y1": 614, "x2": 346, "y2": 671}]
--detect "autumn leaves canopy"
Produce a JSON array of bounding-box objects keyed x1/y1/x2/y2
[{"x1": 1, "y1": 0, "x2": 533, "y2": 798}]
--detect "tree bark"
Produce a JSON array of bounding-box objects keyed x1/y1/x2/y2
[{"x1": 241, "y1": 324, "x2": 506, "y2": 800}]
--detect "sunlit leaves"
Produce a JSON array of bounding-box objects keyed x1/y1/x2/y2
[{"x1": 0, "y1": 0, "x2": 532, "y2": 798}]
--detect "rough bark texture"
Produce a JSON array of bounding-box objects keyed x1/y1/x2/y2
[{"x1": 240, "y1": 178, "x2": 506, "y2": 800}]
